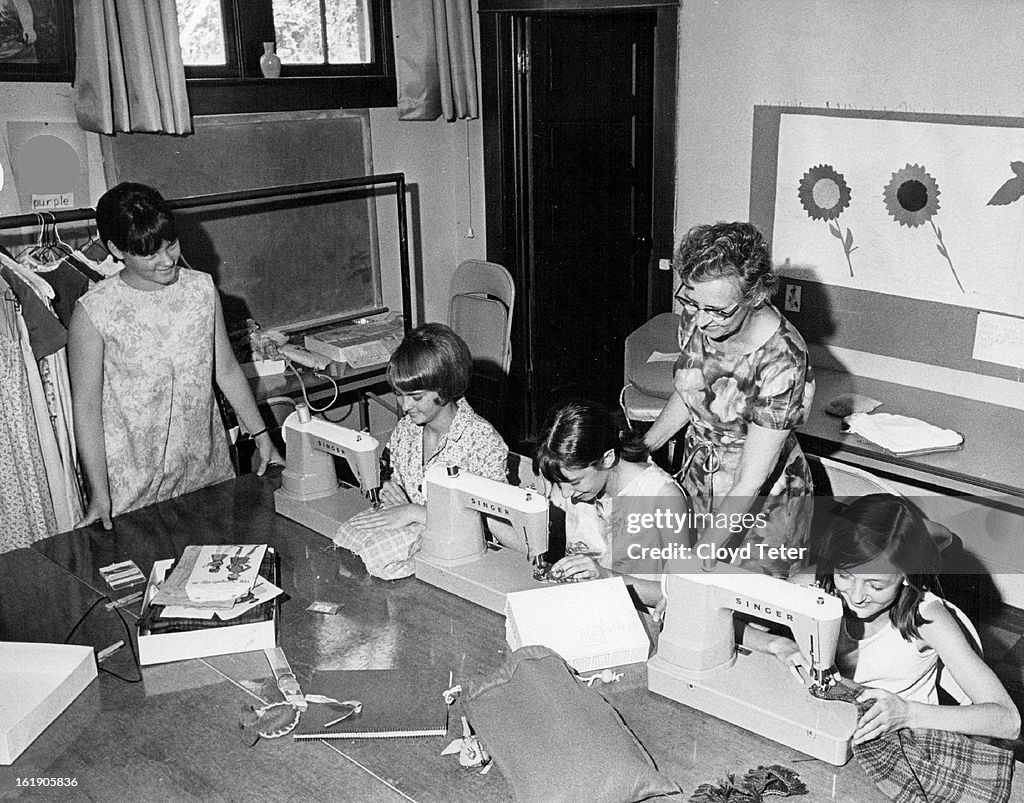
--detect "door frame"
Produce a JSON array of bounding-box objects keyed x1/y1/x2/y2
[{"x1": 479, "y1": 1, "x2": 678, "y2": 443}]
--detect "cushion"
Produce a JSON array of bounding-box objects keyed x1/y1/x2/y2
[
  {"x1": 628, "y1": 361, "x2": 676, "y2": 400},
  {"x1": 464, "y1": 645, "x2": 680, "y2": 803}
]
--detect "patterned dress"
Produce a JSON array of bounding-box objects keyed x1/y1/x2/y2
[
  {"x1": 674, "y1": 308, "x2": 814, "y2": 576},
  {"x1": 78, "y1": 269, "x2": 234, "y2": 516},
  {"x1": 386, "y1": 396, "x2": 508, "y2": 504}
]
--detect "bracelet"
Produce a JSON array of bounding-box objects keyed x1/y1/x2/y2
[{"x1": 248, "y1": 427, "x2": 268, "y2": 439}]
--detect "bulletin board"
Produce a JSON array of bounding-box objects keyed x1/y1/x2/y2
[
  {"x1": 100, "y1": 111, "x2": 382, "y2": 334},
  {"x1": 751, "y1": 106, "x2": 1024, "y2": 379}
]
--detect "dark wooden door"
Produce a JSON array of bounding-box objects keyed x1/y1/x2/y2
[
  {"x1": 481, "y1": 7, "x2": 669, "y2": 445},
  {"x1": 528, "y1": 14, "x2": 654, "y2": 426}
]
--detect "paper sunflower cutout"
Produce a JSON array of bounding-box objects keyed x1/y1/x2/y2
[
  {"x1": 883, "y1": 164, "x2": 964, "y2": 293},
  {"x1": 883, "y1": 164, "x2": 940, "y2": 228},
  {"x1": 799, "y1": 164, "x2": 851, "y2": 221},
  {"x1": 798, "y1": 165, "x2": 857, "y2": 277}
]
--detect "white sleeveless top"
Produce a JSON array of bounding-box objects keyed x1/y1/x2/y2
[{"x1": 836, "y1": 592, "x2": 975, "y2": 704}]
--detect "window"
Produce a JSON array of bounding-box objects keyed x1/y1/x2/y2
[{"x1": 174, "y1": 0, "x2": 396, "y2": 114}]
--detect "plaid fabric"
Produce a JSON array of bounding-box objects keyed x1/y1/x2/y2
[
  {"x1": 813, "y1": 680, "x2": 1013, "y2": 803},
  {"x1": 856, "y1": 727, "x2": 1013, "y2": 803},
  {"x1": 333, "y1": 519, "x2": 423, "y2": 580}
]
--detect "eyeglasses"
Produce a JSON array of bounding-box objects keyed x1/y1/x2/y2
[{"x1": 674, "y1": 294, "x2": 743, "y2": 322}]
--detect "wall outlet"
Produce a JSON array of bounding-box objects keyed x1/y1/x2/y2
[{"x1": 784, "y1": 284, "x2": 802, "y2": 313}]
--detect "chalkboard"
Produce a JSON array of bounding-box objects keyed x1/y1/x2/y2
[
  {"x1": 100, "y1": 111, "x2": 382, "y2": 333},
  {"x1": 750, "y1": 105, "x2": 1024, "y2": 382}
]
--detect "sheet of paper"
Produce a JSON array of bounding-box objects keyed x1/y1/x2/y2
[
  {"x1": 160, "y1": 580, "x2": 283, "y2": 621},
  {"x1": 973, "y1": 311, "x2": 1024, "y2": 368},
  {"x1": 647, "y1": 350, "x2": 680, "y2": 363}
]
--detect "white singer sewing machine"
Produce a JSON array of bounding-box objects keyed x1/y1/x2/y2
[
  {"x1": 414, "y1": 464, "x2": 550, "y2": 614},
  {"x1": 648, "y1": 565, "x2": 858, "y2": 765},
  {"x1": 274, "y1": 404, "x2": 381, "y2": 538}
]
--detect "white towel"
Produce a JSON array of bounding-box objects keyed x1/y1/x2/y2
[{"x1": 844, "y1": 412, "x2": 963, "y2": 456}]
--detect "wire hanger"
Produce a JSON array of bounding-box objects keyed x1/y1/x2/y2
[
  {"x1": 48, "y1": 213, "x2": 77, "y2": 258},
  {"x1": 26, "y1": 212, "x2": 65, "y2": 266}
]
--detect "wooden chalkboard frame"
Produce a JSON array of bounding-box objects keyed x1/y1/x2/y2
[
  {"x1": 99, "y1": 110, "x2": 384, "y2": 334},
  {"x1": 750, "y1": 105, "x2": 1024, "y2": 383}
]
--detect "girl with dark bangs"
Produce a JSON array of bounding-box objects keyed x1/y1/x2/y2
[
  {"x1": 746, "y1": 494, "x2": 1019, "y2": 745},
  {"x1": 345, "y1": 323, "x2": 507, "y2": 579}
]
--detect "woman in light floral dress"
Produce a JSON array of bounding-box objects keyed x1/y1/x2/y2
[
  {"x1": 69, "y1": 183, "x2": 282, "y2": 528},
  {"x1": 645, "y1": 222, "x2": 814, "y2": 576}
]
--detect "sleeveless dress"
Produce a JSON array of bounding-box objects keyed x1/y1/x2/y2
[
  {"x1": 837, "y1": 593, "x2": 976, "y2": 704},
  {"x1": 674, "y1": 308, "x2": 814, "y2": 576},
  {"x1": 78, "y1": 269, "x2": 234, "y2": 516}
]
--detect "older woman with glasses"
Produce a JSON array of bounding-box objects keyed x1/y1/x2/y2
[{"x1": 644, "y1": 221, "x2": 815, "y2": 577}]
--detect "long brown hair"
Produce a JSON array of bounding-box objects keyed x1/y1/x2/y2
[{"x1": 815, "y1": 494, "x2": 941, "y2": 641}]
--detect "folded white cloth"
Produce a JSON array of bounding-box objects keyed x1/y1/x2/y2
[{"x1": 844, "y1": 412, "x2": 963, "y2": 455}]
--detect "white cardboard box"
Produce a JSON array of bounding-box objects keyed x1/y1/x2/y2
[
  {"x1": 137, "y1": 558, "x2": 277, "y2": 666},
  {"x1": 0, "y1": 642, "x2": 97, "y2": 765},
  {"x1": 241, "y1": 359, "x2": 286, "y2": 379},
  {"x1": 504, "y1": 577, "x2": 651, "y2": 672}
]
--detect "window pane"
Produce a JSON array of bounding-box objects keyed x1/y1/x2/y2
[
  {"x1": 274, "y1": 0, "x2": 373, "y2": 65},
  {"x1": 176, "y1": 0, "x2": 227, "y2": 65},
  {"x1": 326, "y1": 0, "x2": 373, "y2": 63}
]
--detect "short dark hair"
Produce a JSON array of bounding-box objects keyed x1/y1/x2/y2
[
  {"x1": 387, "y1": 322, "x2": 472, "y2": 404},
  {"x1": 96, "y1": 182, "x2": 177, "y2": 257},
  {"x1": 815, "y1": 494, "x2": 941, "y2": 641},
  {"x1": 533, "y1": 399, "x2": 648, "y2": 485},
  {"x1": 674, "y1": 221, "x2": 776, "y2": 303}
]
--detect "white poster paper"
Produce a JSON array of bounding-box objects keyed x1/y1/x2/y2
[{"x1": 772, "y1": 114, "x2": 1024, "y2": 316}]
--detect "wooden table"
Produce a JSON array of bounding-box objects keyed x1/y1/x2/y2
[
  {"x1": 800, "y1": 368, "x2": 1024, "y2": 500},
  {"x1": 4, "y1": 474, "x2": 1019, "y2": 801}
]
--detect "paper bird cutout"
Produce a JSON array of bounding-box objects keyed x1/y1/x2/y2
[{"x1": 987, "y1": 161, "x2": 1024, "y2": 206}]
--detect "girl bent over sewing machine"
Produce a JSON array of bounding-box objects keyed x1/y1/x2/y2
[
  {"x1": 534, "y1": 400, "x2": 688, "y2": 609},
  {"x1": 342, "y1": 323, "x2": 508, "y2": 580},
  {"x1": 744, "y1": 494, "x2": 1020, "y2": 746}
]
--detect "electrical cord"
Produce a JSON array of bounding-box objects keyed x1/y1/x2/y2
[
  {"x1": 63, "y1": 594, "x2": 142, "y2": 683},
  {"x1": 284, "y1": 360, "x2": 340, "y2": 413}
]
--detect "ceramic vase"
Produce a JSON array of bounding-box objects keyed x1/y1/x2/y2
[{"x1": 259, "y1": 42, "x2": 281, "y2": 78}]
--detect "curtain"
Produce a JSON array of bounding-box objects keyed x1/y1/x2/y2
[
  {"x1": 391, "y1": 0, "x2": 478, "y2": 122},
  {"x1": 73, "y1": 0, "x2": 191, "y2": 135}
]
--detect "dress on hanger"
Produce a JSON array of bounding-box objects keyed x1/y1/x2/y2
[{"x1": 0, "y1": 275, "x2": 58, "y2": 551}]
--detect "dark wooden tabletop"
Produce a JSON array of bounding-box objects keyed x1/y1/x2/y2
[{"x1": 4, "y1": 473, "x2": 1019, "y2": 802}]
